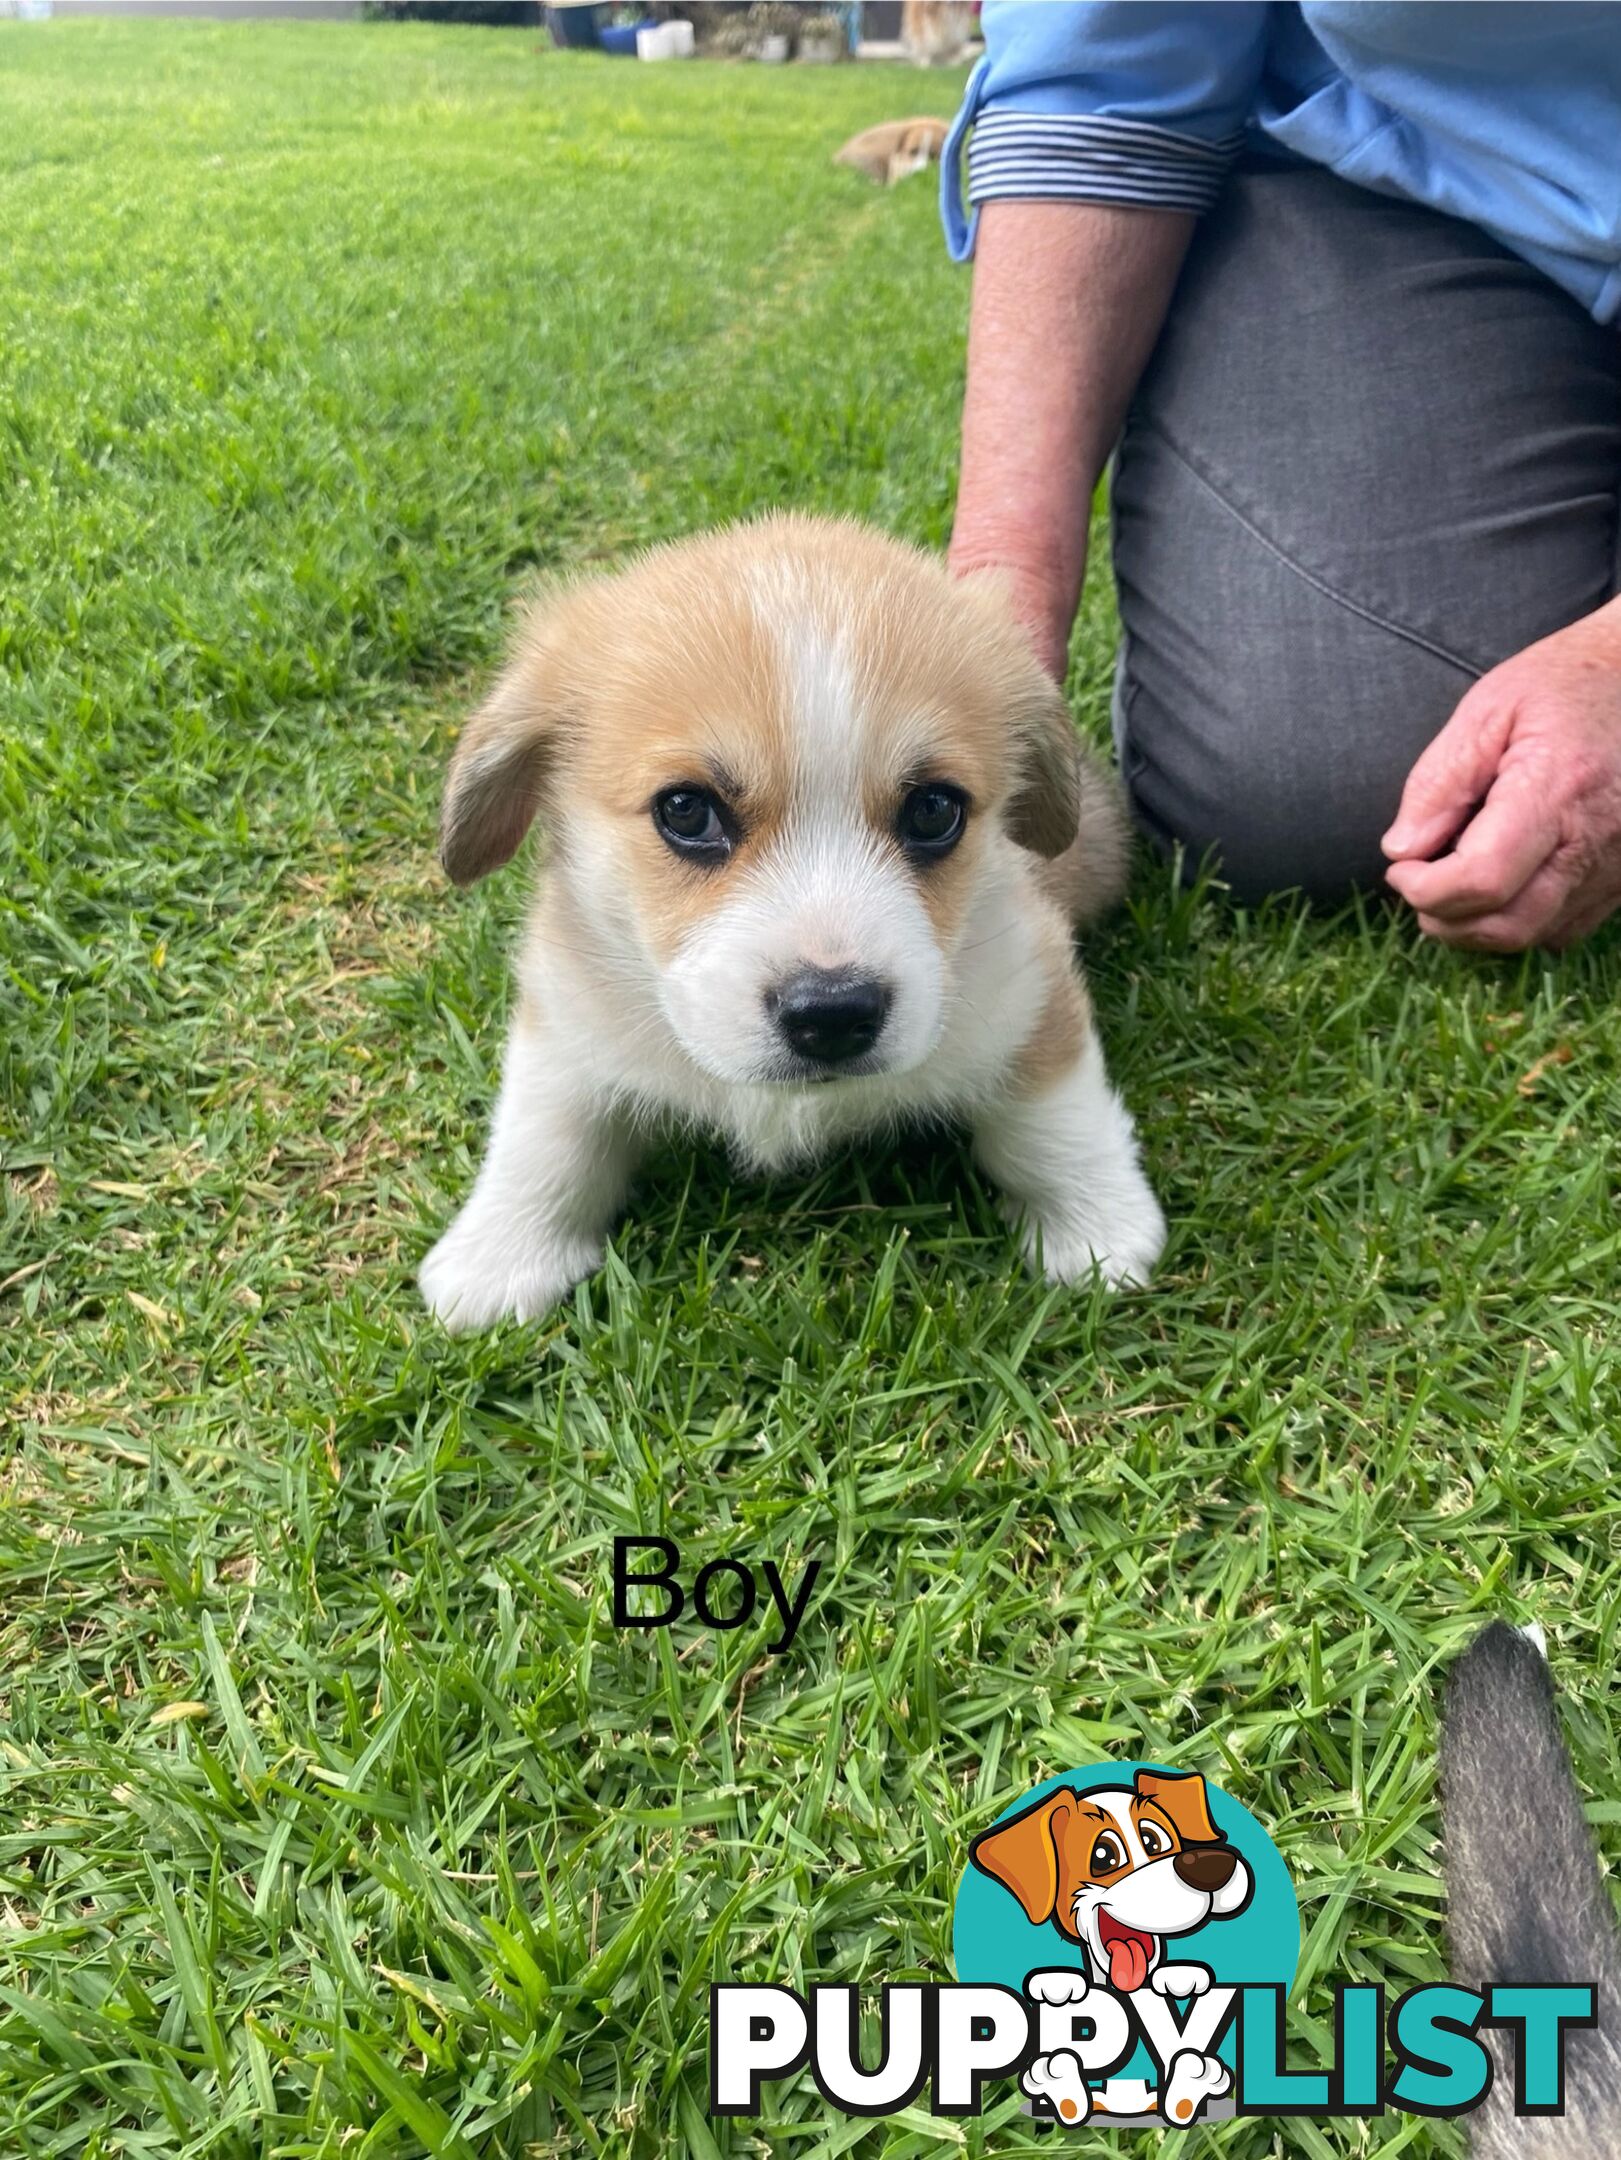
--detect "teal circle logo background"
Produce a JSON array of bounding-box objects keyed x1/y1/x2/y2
[{"x1": 952, "y1": 1764, "x2": 1299, "y2": 2078}]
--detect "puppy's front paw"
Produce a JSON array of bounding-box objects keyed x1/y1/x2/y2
[
  {"x1": 1022, "y1": 2050, "x2": 1091, "y2": 2125},
  {"x1": 1018, "y1": 1174, "x2": 1167, "y2": 1290},
  {"x1": 1160, "y1": 2048, "x2": 1230, "y2": 2125},
  {"x1": 1025, "y1": 1967, "x2": 1094, "y2": 2007},
  {"x1": 419, "y1": 1211, "x2": 603, "y2": 1332},
  {"x1": 1150, "y1": 1962, "x2": 1212, "y2": 2000}
]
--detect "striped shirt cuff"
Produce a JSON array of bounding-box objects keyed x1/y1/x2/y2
[{"x1": 967, "y1": 110, "x2": 1242, "y2": 216}]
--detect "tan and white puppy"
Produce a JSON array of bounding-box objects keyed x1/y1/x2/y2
[
  {"x1": 833, "y1": 116, "x2": 950, "y2": 187},
  {"x1": 420, "y1": 516, "x2": 1164, "y2": 1330}
]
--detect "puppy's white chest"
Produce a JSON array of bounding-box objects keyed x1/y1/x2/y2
[{"x1": 712, "y1": 1079, "x2": 901, "y2": 1174}]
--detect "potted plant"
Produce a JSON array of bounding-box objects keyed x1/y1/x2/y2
[
  {"x1": 746, "y1": 1, "x2": 796, "y2": 60},
  {"x1": 797, "y1": 9, "x2": 848, "y2": 61}
]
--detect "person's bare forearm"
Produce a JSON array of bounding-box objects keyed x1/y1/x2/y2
[{"x1": 949, "y1": 200, "x2": 1196, "y2": 677}]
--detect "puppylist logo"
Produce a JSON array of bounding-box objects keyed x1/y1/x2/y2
[
  {"x1": 954, "y1": 1764, "x2": 1291, "y2": 2126},
  {"x1": 711, "y1": 1760, "x2": 1597, "y2": 2128}
]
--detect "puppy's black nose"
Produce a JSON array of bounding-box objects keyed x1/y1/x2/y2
[
  {"x1": 1173, "y1": 1847, "x2": 1237, "y2": 1893},
  {"x1": 768, "y1": 971, "x2": 891, "y2": 1066}
]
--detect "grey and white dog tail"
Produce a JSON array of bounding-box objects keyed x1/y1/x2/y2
[{"x1": 1441, "y1": 1620, "x2": 1621, "y2": 2156}]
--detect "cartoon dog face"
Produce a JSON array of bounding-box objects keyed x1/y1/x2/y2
[{"x1": 970, "y1": 1772, "x2": 1253, "y2": 1993}]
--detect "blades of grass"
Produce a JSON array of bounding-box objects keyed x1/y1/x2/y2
[{"x1": 198, "y1": 1613, "x2": 266, "y2": 1792}]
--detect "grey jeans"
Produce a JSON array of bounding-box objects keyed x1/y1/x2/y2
[{"x1": 1111, "y1": 163, "x2": 1621, "y2": 903}]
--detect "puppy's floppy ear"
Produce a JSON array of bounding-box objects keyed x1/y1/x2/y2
[
  {"x1": 958, "y1": 569, "x2": 1081, "y2": 859},
  {"x1": 969, "y1": 1789, "x2": 1076, "y2": 1926},
  {"x1": 1135, "y1": 1770, "x2": 1221, "y2": 1847},
  {"x1": 439, "y1": 600, "x2": 576, "y2": 887},
  {"x1": 1006, "y1": 665, "x2": 1083, "y2": 859}
]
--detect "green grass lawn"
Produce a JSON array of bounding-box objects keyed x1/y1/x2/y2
[{"x1": 2, "y1": 18, "x2": 1619, "y2": 2158}]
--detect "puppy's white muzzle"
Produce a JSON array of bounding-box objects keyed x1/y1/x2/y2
[{"x1": 659, "y1": 831, "x2": 944, "y2": 1087}]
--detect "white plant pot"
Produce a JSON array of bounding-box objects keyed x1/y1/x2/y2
[{"x1": 638, "y1": 20, "x2": 695, "y2": 60}]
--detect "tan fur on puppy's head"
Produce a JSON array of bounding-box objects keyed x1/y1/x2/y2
[{"x1": 441, "y1": 516, "x2": 1117, "y2": 896}]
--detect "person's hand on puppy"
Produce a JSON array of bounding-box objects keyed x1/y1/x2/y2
[{"x1": 1383, "y1": 600, "x2": 1621, "y2": 952}]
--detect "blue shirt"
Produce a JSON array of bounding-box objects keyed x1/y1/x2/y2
[{"x1": 942, "y1": 3, "x2": 1621, "y2": 324}]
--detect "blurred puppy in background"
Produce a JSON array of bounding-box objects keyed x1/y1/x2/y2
[
  {"x1": 1443, "y1": 1621, "x2": 1621, "y2": 2156},
  {"x1": 420, "y1": 515, "x2": 1163, "y2": 1330},
  {"x1": 834, "y1": 115, "x2": 949, "y2": 187},
  {"x1": 901, "y1": 0, "x2": 977, "y2": 66}
]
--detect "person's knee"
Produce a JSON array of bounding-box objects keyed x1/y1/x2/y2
[
  {"x1": 1115, "y1": 636, "x2": 1468, "y2": 908},
  {"x1": 1111, "y1": 425, "x2": 1478, "y2": 907},
  {"x1": 1125, "y1": 746, "x2": 1390, "y2": 905}
]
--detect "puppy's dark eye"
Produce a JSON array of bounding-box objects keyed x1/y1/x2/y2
[
  {"x1": 898, "y1": 783, "x2": 967, "y2": 856},
  {"x1": 1140, "y1": 1824, "x2": 1167, "y2": 1856},
  {"x1": 1089, "y1": 1833, "x2": 1126, "y2": 1877},
  {"x1": 653, "y1": 787, "x2": 731, "y2": 860}
]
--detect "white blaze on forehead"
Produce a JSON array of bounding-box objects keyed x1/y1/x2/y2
[
  {"x1": 741, "y1": 566, "x2": 933, "y2": 974},
  {"x1": 751, "y1": 561, "x2": 953, "y2": 834},
  {"x1": 749, "y1": 562, "x2": 867, "y2": 803},
  {"x1": 1091, "y1": 1789, "x2": 1149, "y2": 1867}
]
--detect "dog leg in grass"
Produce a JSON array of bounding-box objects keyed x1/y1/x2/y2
[
  {"x1": 420, "y1": 1013, "x2": 641, "y2": 1330},
  {"x1": 974, "y1": 1022, "x2": 1165, "y2": 1289}
]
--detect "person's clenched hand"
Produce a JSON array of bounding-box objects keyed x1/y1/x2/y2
[{"x1": 1383, "y1": 602, "x2": 1621, "y2": 951}]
